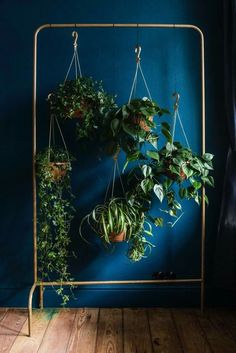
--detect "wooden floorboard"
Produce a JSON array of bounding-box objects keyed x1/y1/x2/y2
[
  {"x1": 66, "y1": 308, "x2": 99, "y2": 353},
  {"x1": 0, "y1": 309, "x2": 8, "y2": 322},
  {"x1": 9, "y1": 309, "x2": 54, "y2": 353},
  {"x1": 37, "y1": 309, "x2": 76, "y2": 353},
  {"x1": 171, "y1": 309, "x2": 212, "y2": 353},
  {"x1": 196, "y1": 309, "x2": 236, "y2": 353},
  {"x1": 0, "y1": 309, "x2": 27, "y2": 353},
  {"x1": 0, "y1": 308, "x2": 236, "y2": 353},
  {"x1": 95, "y1": 308, "x2": 123, "y2": 353},
  {"x1": 148, "y1": 308, "x2": 184, "y2": 353},
  {"x1": 123, "y1": 308, "x2": 153, "y2": 353}
]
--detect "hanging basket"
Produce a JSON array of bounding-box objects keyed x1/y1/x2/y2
[
  {"x1": 132, "y1": 114, "x2": 153, "y2": 132},
  {"x1": 48, "y1": 161, "x2": 70, "y2": 181},
  {"x1": 109, "y1": 230, "x2": 126, "y2": 243}
]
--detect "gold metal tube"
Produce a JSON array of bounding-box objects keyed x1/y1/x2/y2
[
  {"x1": 200, "y1": 31, "x2": 206, "y2": 313},
  {"x1": 28, "y1": 283, "x2": 37, "y2": 337},
  {"x1": 33, "y1": 30, "x2": 38, "y2": 283},
  {"x1": 39, "y1": 284, "x2": 44, "y2": 309},
  {"x1": 40, "y1": 279, "x2": 202, "y2": 286}
]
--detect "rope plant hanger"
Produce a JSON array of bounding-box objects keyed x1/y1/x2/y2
[{"x1": 47, "y1": 31, "x2": 116, "y2": 140}]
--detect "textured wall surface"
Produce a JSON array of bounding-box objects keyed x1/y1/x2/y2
[{"x1": 0, "y1": 0, "x2": 228, "y2": 307}]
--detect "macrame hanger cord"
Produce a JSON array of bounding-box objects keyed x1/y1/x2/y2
[
  {"x1": 54, "y1": 117, "x2": 70, "y2": 160},
  {"x1": 64, "y1": 31, "x2": 82, "y2": 83},
  {"x1": 47, "y1": 91, "x2": 70, "y2": 162},
  {"x1": 128, "y1": 44, "x2": 152, "y2": 103},
  {"x1": 171, "y1": 92, "x2": 190, "y2": 149},
  {"x1": 104, "y1": 149, "x2": 125, "y2": 202}
]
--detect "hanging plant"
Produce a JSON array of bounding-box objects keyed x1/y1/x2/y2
[
  {"x1": 103, "y1": 97, "x2": 169, "y2": 156},
  {"x1": 36, "y1": 147, "x2": 76, "y2": 305},
  {"x1": 47, "y1": 77, "x2": 117, "y2": 139},
  {"x1": 126, "y1": 118, "x2": 214, "y2": 226},
  {"x1": 79, "y1": 196, "x2": 155, "y2": 261}
]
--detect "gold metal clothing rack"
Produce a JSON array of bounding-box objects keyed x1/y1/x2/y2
[{"x1": 28, "y1": 23, "x2": 206, "y2": 337}]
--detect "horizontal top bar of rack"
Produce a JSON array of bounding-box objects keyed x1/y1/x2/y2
[{"x1": 35, "y1": 23, "x2": 204, "y2": 36}]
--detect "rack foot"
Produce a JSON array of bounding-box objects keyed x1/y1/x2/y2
[{"x1": 28, "y1": 283, "x2": 37, "y2": 337}]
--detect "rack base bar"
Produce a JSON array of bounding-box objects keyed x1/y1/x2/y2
[
  {"x1": 39, "y1": 279, "x2": 202, "y2": 285},
  {"x1": 27, "y1": 278, "x2": 203, "y2": 336}
]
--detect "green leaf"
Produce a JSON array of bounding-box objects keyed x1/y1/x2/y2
[
  {"x1": 182, "y1": 164, "x2": 193, "y2": 178},
  {"x1": 203, "y1": 162, "x2": 214, "y2": 170},
  {"x1": 201, "y1": 176, "x2": 214, "y2": 187},
  {"x1": 142, "y1": 165, "x2": 152, "y2": 178},
  {"x1": 110, "y1": 118, "x2": 120, "y2": 136},
  {"x1": 161, "y1": 122, "x2": 171, "y2": 131},
  {"x1": 161, "y1": 128, "x2": 172, "y2": 142},
  {"x1": 190, "y1": 178, "x2": 202, "y2": 190},
  {"x1": 146, "y1": 150, "x2": 160, "y2": 162},
  {"x1": 148, "y1": 135, "x2": 158, "y2": 149},
  {"x1": 153, "y1": 184, "x2": 164, "y2": 202},
  {"x1": 166, "y1": 142, "x2": 177, "y2": 152},
  {"x1": 204, "y1": 194, "x2": 209, "y2": 205},
  {"x1": 203, "y1": 153, "x2": 214, "y2": 161},
  {"x1": 154, "y1": 217, "x2": 163, "y2": 227}
]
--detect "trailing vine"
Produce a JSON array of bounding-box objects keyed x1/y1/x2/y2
[{"x1": 36, "y1": 147, "x2": 75, "y2": 305}]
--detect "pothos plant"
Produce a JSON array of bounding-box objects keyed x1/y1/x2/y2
[
  {"x1": 102, "y1": 97, "x2": 169, "y2": 156},
  {"x1": 47, "y1": 77, "x2": 117, "y2": 140},
  {"x1": 79, "y1": 197, "x2": 155, "y2": 262},
  {"x1": 36, "y1": 147, "x2": 76, "y2": 305},
  {"x1": 126, "y1": 121, "x2": 214, "y2": 226}
]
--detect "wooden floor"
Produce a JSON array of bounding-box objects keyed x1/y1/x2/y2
[{"x1": 0, "y1": 308, "x2": 236, "y2": 353}]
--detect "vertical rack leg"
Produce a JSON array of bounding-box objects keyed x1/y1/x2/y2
[
  {"x1": 39, "y1": 284, "x2": 44, "y2": 309},
  {"x1": 201, "y1": 281, "x2": 204, "y2": 313},
  {"x1": 28, "y1": 283, "x2": 37, "y2": 337}
]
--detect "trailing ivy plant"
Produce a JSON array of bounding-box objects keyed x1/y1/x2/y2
[
  {"x1": 47, "y1": 77, "x2": 117, "y2": 140},
  {"x1": 79, "y1": 197, "x2": 155, "y2": 261},
  {"x1": 36, "y1": 147, "x2": 76, "y2": 305},
  {"x1": 102, "y1": 97, "x2": 169, "y2": 156}
]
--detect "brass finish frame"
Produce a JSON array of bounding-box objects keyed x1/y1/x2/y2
[{"x1": 28, "y1": 23, "x2": 206, "y2": 336}]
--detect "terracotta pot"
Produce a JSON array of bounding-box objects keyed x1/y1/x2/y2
[
  {"x1": 49, "y1": 162, "x2": 69, "y2": 181},
  {"x1": 109, "y1": 230, "x2": 126, "y2": 243},
  {"x1": 71, "y1": 100, "x2": 90, "y2": 119},
  {"x1": 72, "y1": 109, "x2": 83, "y2": 118},
  {"x1": 132, "y1": 115, "x2": 153, "y2": 132},
  {"x1": 165, "y1": 167, "x2": 186, "y2": 181}
]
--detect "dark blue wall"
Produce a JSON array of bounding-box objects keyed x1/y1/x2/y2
[{"x1": 0, "y1": 0, "x2": 228, "y2": 307}]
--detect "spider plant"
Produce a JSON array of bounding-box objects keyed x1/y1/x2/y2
[{"x1": 79, "y1": 197, "x2": 155, "y2": 261}]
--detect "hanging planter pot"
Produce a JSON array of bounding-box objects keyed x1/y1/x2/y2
[
  {"x1": 36, "y1": 147, "x2": 71, "y2": 183},
  {"x1": 47, "y1": 77, "x2": 116, "y2": 140},
  {"x1": 109, "y1": 230, "x2": 126, "y2": 242},
  {"x1": 131, "y1": 111, "x2": 154, "y2": 132},
  {"x1": 48, "y1": 161, "x2": 70, "y2": 181}
]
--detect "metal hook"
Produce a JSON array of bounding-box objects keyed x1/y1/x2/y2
[
  {"x1": 72, "y1": 31, "x2": 78, "y2": 49},
  {"x1": 173, "y1": 92, "x2": 180, "y2": 111},
  {"x1": 135, "y1": 45, "x2": 141, "y2": 63}
]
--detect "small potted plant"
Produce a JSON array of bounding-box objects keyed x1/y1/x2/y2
[{"x1": 47, "y1": 77, "x2": 117, "y2": 139}]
